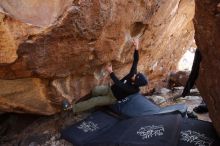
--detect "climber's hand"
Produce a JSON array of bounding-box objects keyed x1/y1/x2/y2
[
  {"x1": 106, "y1": 64, "x2": 113, "y2": 73},
  {"x1": 132, "y1": 38, "x2": 139, "y2": 50}
]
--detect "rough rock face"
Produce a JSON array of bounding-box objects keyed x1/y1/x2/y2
[
  {"x1": 0, "y1": 78, "x2": 57, "y2": 115},
  {"x1": 194, "y1": 0, "x2": 220, "y2": 135},
  {"x1": 0, "y1": 0, "x2": 72, "y2": 27},
  {"x1": 167, "y1": 71, "x2": 190, "y2": 89},
  {"x1": 0, "y1": 11, "x2": 42, "y2": 64},
  {"x1": 0, "y1": 0, "x2": 195, "y2": 115}
]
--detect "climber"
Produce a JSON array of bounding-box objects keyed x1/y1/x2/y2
[
  {"x1": 173, "y1": 48, "x2": 208, "y2": 114},
  {"x1": 63, "y1": 38, "x2": 148, "y2": 113},
  {"x1": 62, "y1": 38, "x2": 188, "y2": 118}
]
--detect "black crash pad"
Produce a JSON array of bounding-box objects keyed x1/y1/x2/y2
[
  {"x1": 61, "y1": 111, "x2": 119, "y2": 146},
  {"x1": 178, "y1": 118, "x2": 220, "y2": 146},
  {"x1": 86, "y1": 114, "x2": 182, "y2": 146},
  {"x1": 61, "y1": 111, "x2": 220, "y2": 146},
  {"x1": 111, "y1": 93, "x2": 187, "y2": 118},
  {"x1": 62, "y1": 111, "x2": 182, "y2": 146}
]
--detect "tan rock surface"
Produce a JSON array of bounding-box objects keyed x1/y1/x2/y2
[
  {"x1": 0, "y1": 12, "x2": 43, "y2": 64},
  {"x1": 0, "y1": 0, "x2": 73, "y2": 27},
  {"x1": 194, "y1": 0, "x2": 220, "y2": 135},
  {"x1": 0, "y1": 0, "x2": 195, "y2": 114},
  {"x1": 0, "y1": 78, "x2": 58, "y2": 115}
]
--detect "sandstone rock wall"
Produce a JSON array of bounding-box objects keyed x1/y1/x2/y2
[
  {"x1": 194, "y1": 0, "x2": 220, "y2": 136},
  {"x1": 0, "y1": 0, "x2": 195, "y2": 115},
  {"x1": 0, "y1": 0, "x2": 73, "y2": 27},
  {"x1": 0, "y1": 78, "x2": 57, "y2": 115}
]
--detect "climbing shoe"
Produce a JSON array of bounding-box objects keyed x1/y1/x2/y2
[
  {"x1": 187, "y1": 111, "x2": 198, "y2": 119},
  {"x1": 193, "y1": 104, "x2": 208, "y2": 114},
  {"x1": 62, "y1": 99, "x2": 72, "y2": 111}
]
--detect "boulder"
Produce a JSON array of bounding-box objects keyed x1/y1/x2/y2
[
  {"x1": 168, "y1": 71, "x2": 190, "y2": 88},
  {"x1": 0, "y1": 0, "x2": 195, "y2": 114},
  {"x1": 0, "y1": 78, "x2": 58, "y2": 115},
  {"x1": 194, "y1": 0, "x2": 220, "y2": 135}
]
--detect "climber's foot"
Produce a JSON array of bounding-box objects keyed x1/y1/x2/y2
[
  {"x1": 193, "y1": 104, "x2": 208, "y2": 114},
  {"x1": 62, "y1": 99, "x2": 72, "y2": 111}
]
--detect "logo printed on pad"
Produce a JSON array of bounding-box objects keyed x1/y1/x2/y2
[
  {"x1": 118, "y1": 97, "x2": 129, "y2": 103},
  {"x1": 180, "y1": 130, "x2": 214, "y2": 146},
  {"x1": 137, "y1": 125, "x2": 165, "y2": 139},
  {"x1": 77, "y1": 121, "x2": 99, "y2": 133}
]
